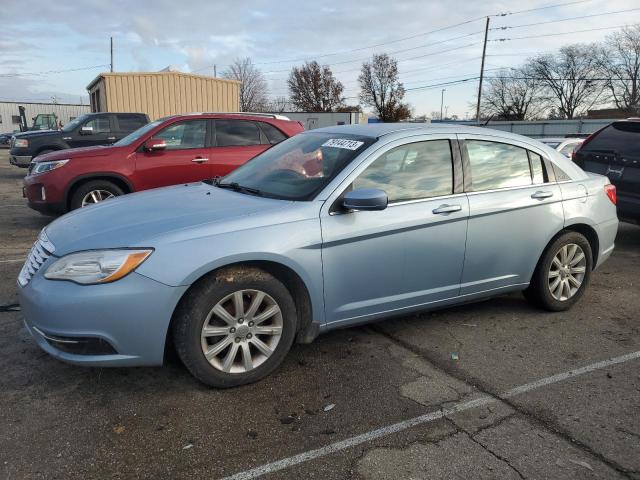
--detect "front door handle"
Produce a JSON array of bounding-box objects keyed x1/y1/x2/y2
[
  {"x1": 107, "y1": 136, "x2": 116, "y2": 141},
  {"x1": 531, "y1": 190, "x2": 553, "y2": 200},
  {"x1": 432, "y1": 204, "x2": 462, "y2": 214},
  {"x1": 192, "y1": 157, "x2": 209, "y2": 163}
]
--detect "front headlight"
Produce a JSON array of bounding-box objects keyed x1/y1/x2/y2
[
  {"x1": 31, "y1": 159, "x2": 69, "y2": 175},
  {"x1": 44, "y1": 249, "x2": 152, "y2": 284},
  {"x1": 14, "y1": 138, "x2": 28, "y2": 148}
]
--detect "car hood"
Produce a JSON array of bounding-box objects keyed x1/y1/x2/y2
[
  {"x1": 12, "y1": 130, "x2": 59, "y2": 139},
  {"x1": 44, "y1": 182, "x2": 296, "y2": 256},
  {"x1": 34, "y1": 145, "x2": 119, "y2": 162}
]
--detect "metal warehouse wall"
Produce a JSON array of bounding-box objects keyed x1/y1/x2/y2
[
  {"x1": 0, "y1": 102, "x2": 90, "y2": 132},
  {"x1": 87, "y1": 72, "x2": 240, "y2": 120}
]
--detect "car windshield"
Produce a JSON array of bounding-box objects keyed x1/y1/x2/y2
[
  {"x1": 220, "y1": 132, "x2": 376, "y2": 200},
  {"x1": 61, "y1": 115, "x2": 90, "y2": 132},
  {"x1": 114, "y1": 119, "x2": 165, "y2": 147}
]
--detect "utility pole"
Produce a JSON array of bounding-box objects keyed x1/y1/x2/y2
[
  {"x1": 213, "y1": 64, "x2": 217, "y2": 78},
  {"x1": 110, "y1": 37, "x2": 114, "y2": 72},
  {"x1": 476, "y1": 16, "x2": 490, "y2": 123},
  {"x1": 440, "y1": 89, "x2": 446, "y2": 121}
]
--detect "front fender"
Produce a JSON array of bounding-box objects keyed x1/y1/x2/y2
[{"x1": 136, "y1": 217, "x2": 325, "y2": 324}]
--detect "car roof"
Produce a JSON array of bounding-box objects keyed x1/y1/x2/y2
[
  {"x1": 311, "y1": 122, "x2": 498, "y2": 138},
  {"x1": 162, "y1": 112, "x2": 294, "y2": 122},
  {"x1": 310, "y1": 122, "x2": 549, "y2": 143}
]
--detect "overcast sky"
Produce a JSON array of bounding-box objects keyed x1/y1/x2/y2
[{"x1": 1, "y1": 0, "x2": 639, "y2": 118}]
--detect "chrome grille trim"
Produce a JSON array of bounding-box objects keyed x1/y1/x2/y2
[{"x1": 18, "y1": 230, "x2": 55, "y2": 287}]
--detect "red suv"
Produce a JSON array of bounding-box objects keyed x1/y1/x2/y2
[{"x1": 23, "y1": 113, "x2": 304, "y2": 213}]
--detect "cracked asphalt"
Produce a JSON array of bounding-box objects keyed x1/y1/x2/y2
[{"x1": 0, "y1": 149, "x2": 639, "y2": 479}]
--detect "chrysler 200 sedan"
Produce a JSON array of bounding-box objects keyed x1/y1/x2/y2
[{"x1": 18, "y1": 124, "x2": 618, "y2": 387}]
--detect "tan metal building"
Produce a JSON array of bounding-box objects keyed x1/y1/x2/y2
[{"x1": 86, "y1": 71, "x2": 240, "y2": 120}]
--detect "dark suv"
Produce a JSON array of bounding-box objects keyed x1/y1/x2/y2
[
  {"x1": 573, "y1": 119, "x2": 640, "y2": 223},
  {"x1": 9, "y1": 112, "x2": 149, "y2": 167}
]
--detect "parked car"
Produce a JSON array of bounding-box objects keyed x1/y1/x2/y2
[
  {"x1": 538, "y1": 137, "x2": 584, "y2": 158},
  {"x1": 573, "y1": 119, "x2": 640, "y2": 223},
  {"x1": 18, "y1": 124, "x2": 618, "y2": 387},
  {"x1": 22, "y1": 113, "x2": 304, "y2": 214},
  {"x1": 0, "y1": 132, "x2": 13, "y2": 147},
  {"x1": 9, "y1": 112, "x2": 149, "y2": 168}
]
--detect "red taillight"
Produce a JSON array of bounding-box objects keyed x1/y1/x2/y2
[{"x1": 604, "y1": 184, "x2": 616, "y2": 205}]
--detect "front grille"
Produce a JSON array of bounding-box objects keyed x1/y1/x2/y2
[{"x1": 18, "y1": 230, "x2": 55, "y2": 287}]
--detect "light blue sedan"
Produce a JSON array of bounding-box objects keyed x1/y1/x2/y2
[{"x1": 18, "y1": 124, "x2": 618, "y2": 387}]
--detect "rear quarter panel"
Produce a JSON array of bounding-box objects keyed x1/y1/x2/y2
[{"x1": 560, "y1": 173, "x2": 618, "y2": 268}]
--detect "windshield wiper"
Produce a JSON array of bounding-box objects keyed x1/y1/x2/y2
[{"x1": 214, "y1": 179, "x2": 263, "y2": 196}]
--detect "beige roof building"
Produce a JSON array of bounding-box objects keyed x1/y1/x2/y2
[{"x1": 86, "y1": 71, "x2": 240, "y2": 120}]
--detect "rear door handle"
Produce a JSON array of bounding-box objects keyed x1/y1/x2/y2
[
  {"x1": 531, "y1": 190, "x2": 553, "y2": 200},
  {"x1": 432, "y1": 204, "x2": 462, "y2": 214},
  {"x1": 192, "y1": 157, "x2": 209, "y2": 163}
]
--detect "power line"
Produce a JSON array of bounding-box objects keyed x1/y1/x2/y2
[
  {"x1": 491, "y1": 7, "x2": 640, "y2": 30},
  {"x1": 0, "y1": 64, "x2": 109, "y2": 78},
  {"x1": 195, "y1": 1, "x2": 591, "y2": 73},
  {"x1": 494, "y1": 0, "x2": 592, "y2": 17},
  {"x1": 260, "y1": 34, "x2": 482, "y2": 75},
  {"x1": 491, "y1": 23, "x2": 639, "y2": 42}
]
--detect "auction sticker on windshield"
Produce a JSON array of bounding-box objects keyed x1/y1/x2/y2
[{"x1": 322, "y1": 139, "x2": 365, "y2": 150}]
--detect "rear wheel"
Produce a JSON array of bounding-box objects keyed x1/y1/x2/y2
[
  {"x1": 525, "y1": 231, "x2": 592, "y2": 311},
  {"x1": 69, "y1": 180, "x2": 124, "y2": 210},
  {"x1": 172, "y1": 267, "x2": 297, "y2": 388}
]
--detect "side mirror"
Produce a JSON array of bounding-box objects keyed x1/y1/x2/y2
[
  {"x1": 343, "y1": 188, "x2": 388, "y2": 211},
  {"x1": 79, "y1": 126, "x2": 93, "y2": 135},
  {"x1": 144, "y1": 138, "x2": 167, "y2": 151}
]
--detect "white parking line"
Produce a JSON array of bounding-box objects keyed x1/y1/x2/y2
[
  {"x1": 221, "y1": 350, "x2": 640, "y2": 480},
  {"x1": 0, "y1": 258, "x2": 24, "y2": 264}
]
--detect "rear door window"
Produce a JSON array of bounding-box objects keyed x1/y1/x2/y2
[
  {"x1": 465, "y1": 140, "x2": 532, "y2": 191},
  {"x1": 117, "y1": 115, "x2": 147, "y2": 132},
  {"x1": 216, "y1": 120, "x2": 261, "y2": 146},
  {"x1": 259, "y1": 122, "x2": 287, "y2": 144}
]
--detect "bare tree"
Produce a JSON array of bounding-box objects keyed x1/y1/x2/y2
[
  {"x1": 358, "y1": 54, "x2": 411, "y2": 122},
  {"x1": 287, "y1": 61, "x2": 344, "y2": 112},
  {"x1": 262, "y1": 96, "x2": 291, "y2": 113},
  {"x1": 529, "y1": 45, "x2": 602, "y2": 119},
  {"x1": 222, "y1": 58, "x2": 268, "y2": 112},
  {"x1": 480, "y1": 66, "x2": 544, "y2": 120},
  {"x1": 597, "y1": 25, "x2": 640, "y2": 112}
]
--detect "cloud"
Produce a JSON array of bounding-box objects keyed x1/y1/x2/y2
[{"x1": 0, "y1": 0, "x2": 639, "y2": 114}]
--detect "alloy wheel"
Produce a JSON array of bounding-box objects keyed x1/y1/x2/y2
[
  {"x1": 548, "y1": 243, "x2": 587, "y2": 301},
  {"x1": 81, "y1": 189, "x2": 116, "y2": 207},
  {"x1": 200, "y1": 289, "x2": 283, "y2": 373}
]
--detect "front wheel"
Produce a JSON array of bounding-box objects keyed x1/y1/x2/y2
[
  {"x1": 525, "y1": 231, "x2": 593, "y2": 311},
  {"x1": 172, "y1": 267, "x2": 297, "y2": 388},
  {"x1": 69, "y1": 180, "x2": 124, "y2": 210}
]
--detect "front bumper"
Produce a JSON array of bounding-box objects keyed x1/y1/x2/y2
[
  {"x1": 18, "y1": 269, "x2": 189, "y2": 367},
  {"x1": 23, "y1": 174, "x2": 66, "y2": 214},
  {"x1": 10, "y1": 155, "x2": 32, "y2": 167}
]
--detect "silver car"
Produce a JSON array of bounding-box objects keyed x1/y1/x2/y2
[{"x1": 18, "y1": 124, "x2": 618, "y2": 387}]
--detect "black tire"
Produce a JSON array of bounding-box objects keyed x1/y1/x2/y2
[
  {"x1": 172, "y1": 267, "x2": 297, "y2": 388},
  {"x1": 525, "y1": 231, "x2": 593, "y2": 311},
  {"x1": 69, "y1": 179, "x2": 124, "y2": 210}
]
